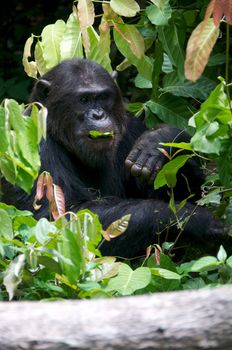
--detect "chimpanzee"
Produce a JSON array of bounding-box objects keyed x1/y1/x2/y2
[{"x1": 1, "y1": 59, "x2": 228, "y2": 258}]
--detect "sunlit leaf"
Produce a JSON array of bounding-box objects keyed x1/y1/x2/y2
[
  {"x1": 60, "y1": 12, "x2": 83, "y2": 60},
  {"x1": 146, "y1": 1, "x2": 172, "y2": 26},
  {"x1": 114, "y1": 23, "x2": 144, "y2": 59},
  {"x1": 105, "y1": 214, "x2": 131, "y2": 240},
  {"x1": 110, "y1": 0, "x2": 140, "y2": 17},
  {"x1": 34, "y1": 40, "x2": 48, "y2": 76},
  {"x1": 154, "y1": 154, "x2": 193, "y2": 189},
  {"x1": 41, "y1": 20, "x2": 66, "y2": 70},
  {"x1": 3, "y1": 254, "x2": 25, "y2": 300},
  {"x1": 22, "y1": 36, "x2": 38, "y2": 78},
  {"x1": 185, "y1": 18, "x2": 219, "y2": 81},
  {"x1": 106, "y1": 264, "x2": 151, "y2": 295}
]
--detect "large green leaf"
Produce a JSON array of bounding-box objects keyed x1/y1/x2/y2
[
  {"x1": 106, "y1": 264, "x2": 151, "y2": 295},
  {"x1": 86, "y1": 26, "x2": 112, "y2": 72},
  {"x1": 158, "y1": 17, "x2": 185, "y2": 79},
  {"x1": 154, "y1": 154, "x2": 193, "y2": 189},
  {"x1": 146, "y1": 1, "x2": 172, "y2": 26},
  {"x1": 146, "y1": 94, "x2": 194, "y2": 130},
  {"x1": 162, "y1": 73, "x2": 217, "y2": 100},
  {"x1": 113, "y1": 25, "x2": 152, "y2": 80},
  {"x1": 60, "y1": 12, "x2": 83, "y2": 60},
  {"x1": 41, "y1": 20, "x2": 66, "y2": 70},
  {"x1": 110, "y1": 0, "x2": 140, "y2": 17}
]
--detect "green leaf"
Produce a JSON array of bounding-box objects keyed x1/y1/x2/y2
[
  {"x1": 158, "y1": 18, "x2": 185, "y2": 79},
  {"x1": 217, "y1": 245, "x2": 227, "y2": 262},
  {"x1": 86, "y1": 26, "x2": 112, "y2": 72},
  {"x1": 154, "y1": 154, "x2": 193, "y2": 189},
  {"x1": 146, "y1": 1, "x2": 172, "y2": 26},
  {"x1": 113, "y1": 24, "x2": 152, "y2": 80},
  {"x1": 3, "y1": 254, "x2": 25, "y2": 300},
  {"x1": 151, "y1": 267, "x2": 181, "y2": 280},
  {"x1": 34, "y1": 40, "x2": 48, "y2": 76},
  {"x1": 41, "y1": 20, "x2": 66, "y2": 70},
  {"x1": 57, "y1": 227, "x2": 82, "y2": 284},
  {"x1": 0, "y1": 107, "x2": 8, "y2": 152},
  {"x1": 160, "y1": 142, "x2": 193, "y2": 152},
  {"x1": 190, "y1": 256, "x2": 221, "y2": 272},
  {"x1": 33, "y1": 218, "x2": 57, "y2": 244},
  {"x1": 110, "y1": 0, "x2": 140, "y2": 17},
  {"x1": 114, "y1": 23, "x2": 145, "y2": 59},
  {"x1": 60, "y1": 12, "x2": 83, "y2": 60},
  {"x1": 22, "y1": 36, "x2": 37, "y2": 79},
  {"x1": 88, "y1": 130, "x2": 114, "y2": 139},
  {"x1": 135, "y1": 74, "x2": 152, "y2": 89},
  {"x1": 162, "y1": 73, "x2": 217, "y2": 100},
  {"x1": 106, "y1": 264, "x2": 151, "y2": 295},
  {"x1": 0, "y1": 209, "x2": 13, "y2": 240},
  {"x1": 147, "y1": 95, "x2": 194, "y2": 130}
]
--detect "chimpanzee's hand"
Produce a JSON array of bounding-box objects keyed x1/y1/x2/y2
[{"x1": 125, "y1": 126, "x2": 190, "y2": 183}]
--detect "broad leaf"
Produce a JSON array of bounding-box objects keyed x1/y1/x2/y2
[
  {"x1": 41, "y1": 20, "x2": 66, "y2": 70},
  {"x1": 185, "y1": 18, "x2": 219, "y2": 81},
  {"x1": 3, "y1": 254, "x2": 25, "y2": 300},
  {"x1": 146, "y1": 1, "x2": 172, "y2": 26},
  {"x1": 106, "y1": 264, "x2": 151, "y2": 295},
  {"x1": 146, "y1": 94, "x2": 194, "y2": 130},
  {"x1": 154, "y1": 154, "x2": 193, "y2": 189},
  {"x1": 110, "y1": 0, "x2": 140, "y2": 17},
  {"x1": 60, "y1": 12, "x2": 83, "y2": 60}
]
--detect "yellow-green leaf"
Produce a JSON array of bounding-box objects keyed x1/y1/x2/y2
[
  {"x1": 114, "y1": 23, "x2": 144, "y2": 59},
  {"x1": 110, "y1": 0, "x2": 140, "y2": 17},
  {"x1": 60, "y1": 12, "x2": 83, "y2": 60},
  {"x1": 41, "y1": 20, "x2": 66, "y2": 70},
  {"x1": 22, "y1": 36, "x2": 38, "y2": 78},
  {"x1": 185, "y1": 18, "x2": 219, "y2": 81}
]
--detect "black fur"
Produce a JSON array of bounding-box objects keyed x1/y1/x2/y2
[{"x1": 1, "y1": 59, "x2": 228, "y2": 258}]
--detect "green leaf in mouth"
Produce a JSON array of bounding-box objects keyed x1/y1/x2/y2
[{"x1": 88, "y1": 130, "x2": 114, "y2": 139}]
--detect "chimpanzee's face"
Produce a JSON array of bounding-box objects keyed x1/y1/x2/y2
[{"x1": 31, "y1": 59, "x2": 127, "y2": 166}]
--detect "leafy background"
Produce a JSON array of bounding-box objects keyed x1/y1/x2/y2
[{"x1": 0, "y1": 0, "x2": 232, "y2": 300}]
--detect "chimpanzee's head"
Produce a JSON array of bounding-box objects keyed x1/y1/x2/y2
[{"x1": 30, "y1": 59, "x2": 127, "y2": 166}]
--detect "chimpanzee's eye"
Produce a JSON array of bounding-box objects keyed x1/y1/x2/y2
[
  {"x1": 79, "y1": 95, "x2": 89, "y2": 104},
  {"x1": 98, "y1": 92, "x2": 109, "y2": 101}
]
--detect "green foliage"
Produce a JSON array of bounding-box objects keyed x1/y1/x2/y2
[
  {"x1": 0, "y1": 99, "x2": 47, "y2": 192},
  {"x1": 1, "y1": 0, "x2": 232, "y2": 300},
  {"x1": 1, "y1": 202, "x2": 232, "y2": 300}
]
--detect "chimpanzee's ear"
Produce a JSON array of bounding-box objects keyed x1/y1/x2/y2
[
  {"x1": 111, "y1": 71, "x2": 118, "y2": 80},
  {"x1": 33, "y1": 79, "x2": 51, "y2": 101}
]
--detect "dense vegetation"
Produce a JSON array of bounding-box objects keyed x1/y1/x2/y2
[{"x1": 0, "y1": 0, "x2": 232, "y2": 300}]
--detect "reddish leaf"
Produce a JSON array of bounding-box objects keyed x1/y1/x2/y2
[
  {"x1": 222, "y1": 0, "x2": 232, "y2": 24},
  {"x1": 185, "y1": 18, "x2": 219, "y2": 81},
  {"x1": 213, "y1": 0, "x2": 223, "y2": 27},
  {"x1": 146, "y1": 245, "x2": 152, "y2": 259},
  {"x1": 51, "y1": 184, "x2": 66, "y2": 220},
  {"x1": 204, "y1": 0, "x2": 215, "y2": 20},
  {"x1": 44, "y1": 173, "x2": 54, "y2": 202},
  {"x1": 33, "y1": 173, "x2": 46, "y2": 210},
  {"x1": 154, "y1": 246, "x2": 161, "y2": 265}
]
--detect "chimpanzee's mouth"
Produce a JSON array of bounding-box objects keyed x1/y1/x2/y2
[{"x1": 88, "y1": 130, "x2": 114, "y2": 140}]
